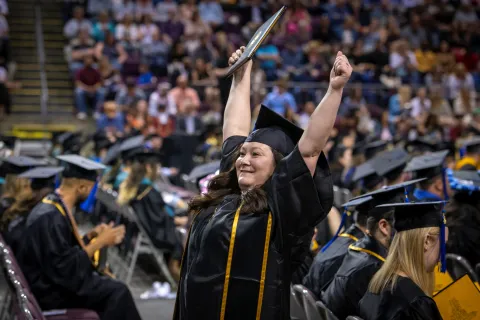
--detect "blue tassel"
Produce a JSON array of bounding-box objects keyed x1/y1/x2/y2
[
  {"x1": 80, "y1": 182, "x2": 98, "y2": 214},
  {"x1": 404, "y1": 187, "x2": 410, "y2": 203},
  {"x1": 439, "y1": 205, "x2": 447, "y2": 273},
  {"x1": 441, "y1": 168, "x2": 449, "y2": 201},
  {"x1": 321, "y1": 208, "x2": 348, "y2": 253},
  {"x1": 54, "y1": 174, "x2": 61, "y2": 189},
  {"x1": 459, "y1": 147, "x2": 466, "y2": 159}
]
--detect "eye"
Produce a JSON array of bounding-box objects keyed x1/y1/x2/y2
[
  {"x1": 252, "y1": 152, "x2": 260, "y2": 157},
  {"x1": 239, "y1": 151, "x2": 246, "y2": 157}
]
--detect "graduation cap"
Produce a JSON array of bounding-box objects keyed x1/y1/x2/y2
[
  {"x1": 0, "y1": 156, "x2": 45, "y2": 177},
  {"x1": 378, "y1": 201, "x2": 448, "y2": 272},
  {"x1": 352, "y1": 141, "x2": 366, "y2": 157},
  {"x1": 56, "y1": 131, "x2": 83, "y2": 154},
  {"x1": 187, "y1": 160, "x2": 221, "y2": 183},
  {"x1": 461, "y1": 136, "x2": 480, "y2": 155},
  {"x1": 18, "y1": 166, "x2": 64, "y2": 190},
  {"x1": 57, "y1": 154, "x2": 106, "y2": 181},
  {"x1": 404, "y1": 150, "x2": 449, "y2": 179},
  {"x1": 352, "y1": 160, "x2": 384, "y2": 192},
  {"x1": 365, "y1": 140, "x2": 388, "y2": 160},
  {"x1": 246, "y1": 105, "x2": 304, "y2": 156},
  {"x1": 102, "y1": 143, "x2": 123, "y2": 166},
  {"x1": 446, "y1": 169, "x2": 480, "y2": 193},
  {"x1": 119, "y1": 135, "x2": 146, "y2": 160},
  {"x1": 373, "y1": 147, "x2": 409, "y2": 182},
  {"x1": 225, "y1": 6, "x2": 286, "y2": 77},
  {"x1": 405, "y1": 137, "x2": 438, "y2": 154}
]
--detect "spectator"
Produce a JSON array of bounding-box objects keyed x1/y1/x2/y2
[
  {"x1": 453, "y1": 88, "x2": 476, "y2": 116},
  {"x1": 415, "y1": 41, "x2": 437, "y2": 76},
  {"x1": 388, "y1": 85, "x2": 411, "y2": 135},
  {"x1": 160, "y1": 9, "x2": 185, "y2": 43},
  {"x1": 115, "y1": 78, "x2": 146, "y2": 110},
  {"x1": 454, "y1": 4, "x2": 478, "y2": 25},
  {"x1": 125, "y1": 100, "x2": 149, "y2": 133},
  {"x1": 256, "y1": 39, "x2": 280, "y2": 81},
  {"x1": 280, "y1": 39, "x2": 304, "y2": 77},
  {"x1": 96, "y1": 101, "x2": 125, "y2": 134},
  {"x1": 135, "y1": 0, "x2": 154, "y2": 22},
  {"x1": 113, "y1": 0, "x2": 136, "y2": 22},
  {"x1": 313, "y1": 15, "x2": 337, "y2": 43},
  {"x1": 115, "y1": 13, "x2": 139, "y2": 43},
  {"x1": 179, "y1": 0, "x2": 197, "y2": 22},
  {"x1": 447, "y1": 63, "x2": 475, "y2": 101},
  {"x1": 142, "y1": 30, "x2": 172, "y2": 78},
  {"x1": 425, "y1": 65, "x2": 448, "y2": 96},
  {"x1": 262, "y1": 78, "x2": 297, "y2": 116},
  {"x1": 98, "y1": 56, "x2": 121, "y2": 101},
  {"x1": 192, "y1": 34, "x2": 214, "y2": 67},
  {"x1": 169, "y1": 75, "x2": 201, "y2": 114},
  {"x1": 400, "y1": 14, "x2": 427, "y2": 49},
  {"x1": 75, "y1": 56, "x2": 105, "y2": 120},
  {"x1": 150, "y1": 103, "x2": 176, "y2": 138},
  {"x1": 340, "y1": 85, "x2": 367, "y2": 117},
  {"x1": 175, "y1": 99, "x2": 204, "y2": 135},
  {"x1": 87, "y1": 0, "x2": 112, "y2": 17},
  {"x1": 63, "y1": 6, "x2": 92, "y2": 40},
  {"x1": 149, "y1": 82, "x2": 176, "y2": 116},
  {"x1": 0, "y1": 11, "x2": 8, "y2": 37},
  {"x1": 94, "y1": 31, "x2": 128, "y2": 71},
  {"x1": 155, "y1": 0, "x2": 178, "y2": 23},
  {"x1": 0, "y1": 0, "x2": 8, "y2": 15},
  {"x1": 184, "y1": 10, "x2": 211, "y2": 55},
  {"x1": 382, "y1": 16, "x2": 401, "y2": 46},
  {"x1": 138, "y1": 14, "x2": 159, "y2": 45},
  {"x1": 429, "y1": 88, "x2": 454, "y2": 126},
  {"x1": 297, "y1": 101, "x2": 315, "y2": 130},
  {"x1": 91, "y1": 11, "x2": 115, "y2": 42},
  {"x1": 281, "y1": 2, "x2": 312, "y2": 42},
  {"x1": 68, "y1": 28, "x2": 96, "y2": 75},
  {"x1": 327, "y1": 0, "x2": 353, "y2": 32},
  {"x1": 389, "y1": 40, "x2": 419, "y2": 84},
  {"x1": 240, "y1": 0, "x2": 266, "y2": 38},
  {"x1": 410, "y1": 87, "x2": 431, "y2": 121},
  {"x1": 136, "y1": 63, "x2": 157, "y2": 93},
  {"x1": 191, "y1": 58, "x2": 216, "y2": 88},
  {"x1": 198, "y1": 0, "x2": 224, "y2": 30},
  {"x1": 212, "y1": 31, "x2": 234, "y2": 107},
  {"x1": 436, "y1": 41, "x2": 456, "y2": 73}
]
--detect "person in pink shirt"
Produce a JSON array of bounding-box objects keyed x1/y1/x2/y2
[{"x1": 168, "y1": 74, "x2": 201, "y2": 114}]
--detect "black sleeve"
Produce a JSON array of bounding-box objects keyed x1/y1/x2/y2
[
  {"x1": 219, "y1": 135, "x2": 247, "y2": 173},
  {"x1": 268, "y1": 145, "x2": 333, "y2": 241},
  {"x1": 393, "y1": 297, "x2": 443, "y2": 320},
  {"x1": 27, "y1": 211, "x2": 94, "y2": 294}
]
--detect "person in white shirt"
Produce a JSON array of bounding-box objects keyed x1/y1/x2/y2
[
  {"x1": 148, "y1": 82, "x2": 176, "y2": 117},
  {"x1": 155, "y1": 0, "x2": 178, "y2": 23},
  {"x1": 410, "y1": 87, "x2": 431, "y2": 119},
  {"x1": 63, "y1": 6, "x2": 92, "y2": 40},
  {"x1": 115, "y1": 13, "x2": 139, "y2": 42},
  {"x1": 138, "y1": 14, "x2": 159, "y2": 45}
]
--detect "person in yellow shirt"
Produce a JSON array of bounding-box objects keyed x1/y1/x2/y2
[{"x1": 415, "y1": 42, "x2": 437, "y2": 74}]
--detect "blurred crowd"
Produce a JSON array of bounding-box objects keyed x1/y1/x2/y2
[{"x1": 0, "y1": 0, "x2": 11, "y2": 118}]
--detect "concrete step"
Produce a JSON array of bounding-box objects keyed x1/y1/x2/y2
[
  {"x1": 12, "y1": 105, "x2": 73, "y2": 113},
  {"x1": 11, "y1": 40, "x2": 65, "y2": 49},
  {"x1": 21, "y1": 79, "x2": 71, "y2": 88},
  {"x1": 15, "y1": 88, "x2": 73, "y2": 97},
  {"x1": 17, "y1": 63, "x2": 70, "y2": 73}
]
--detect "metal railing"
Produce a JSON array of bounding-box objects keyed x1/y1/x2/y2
[{"x1": 34, "y1": 1, "x2": 48, "y2": 122}]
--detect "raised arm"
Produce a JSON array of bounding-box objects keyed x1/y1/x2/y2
[
  {"x1": 223, "y1": 46, "x2": 253, "y2": 142},
  {"x1": 298, "y1": 51, "x2": 352, "y2": 175}
]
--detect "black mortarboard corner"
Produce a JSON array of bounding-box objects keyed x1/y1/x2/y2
[
  {"x1": 102, "y1": 143, "x2": 123, "y2": 166},
  {"x1": 352, "y1": 160, "x2": 384, "y2": 192},
  {"x1": 365, "y1": 140, "x2": 388, "y2": 160},
  {"x1": 225, "y1": 6, "x2": 286, "y2": 77},
  {"x1": 57, "y1": 155, "x2": 106, "y2": 182},
  {"x1": 0, "y1": 156, "x2": 45, "y2": 177},
  {"x1": 119, "y1": 135, "x2": 145, "y2": 160},
  {"x1": 56, "y1": 131, "x2": 83, "y2": 154},
  {"x1": 352, "y1": 141, "x2": 366, "y2": 157},
  {"x1": 378, "y1": 201, "x2": 448, "y2": 272},
  {"x1": 373, "y1": 147, "x2": 409, "y2": 182},
  {"x1": 405, "y1": 137, "x2": 437, "y2": 154},
  {"x1": 245, "y1": 105, "x2": 304, "y2": 156},
  {"x1": 19, "y1": 166, "x2": 64, "y2": 190},
  {"x1": 320, "y1": 195, "x2": 373, "y2": 253},
  {"x1": 461, "y1": 136, "x2": 480, "y2": 155}
]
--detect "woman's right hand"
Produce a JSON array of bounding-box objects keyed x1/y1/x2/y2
[{"x1": 228, "y1": 46, "x2": 253, "y2": 81}]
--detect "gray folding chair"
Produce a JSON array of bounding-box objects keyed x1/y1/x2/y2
[
  {"x1": 315, "y1": 300, "x2": 339, "y2": 320},
  {"x1": 346, "y1": 317, "x2": 364, "y2": 320},
  {"x1": 292, "y1": 284, "x2": 326, "y2": 320},
  {"x1": 446, "y1": 253, "x2": 479, "y2": 282}
]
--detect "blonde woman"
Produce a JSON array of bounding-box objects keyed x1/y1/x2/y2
[{"x1": 359, "y1": 202, "x2": 445, "y2": 320}]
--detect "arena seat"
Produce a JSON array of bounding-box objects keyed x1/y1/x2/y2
[{"x1": 446, "y1": 253, "x2": 479, "y2": 283}]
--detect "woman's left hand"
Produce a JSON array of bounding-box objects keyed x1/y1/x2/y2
[{"x1": 329, "y1": 51, "x2": 352, "y2": 91}]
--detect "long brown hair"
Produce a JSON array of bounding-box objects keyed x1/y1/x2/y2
[
  {"x1": 3, "y1": 175, "x2": 30, "y2": 198},
  {"x1": 117, "y1": 160, "x2": 158, "y2": 205},
  {"x1": 189, "y1": 145, "x2": 284, "y2": 215}
]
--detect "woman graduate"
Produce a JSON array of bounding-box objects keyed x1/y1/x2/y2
[
  {"x1": 173, "y1": 48, "x2": 352, "y2": 320},
  {"x1": 359, "y1": 202, "x2": 446, "y2": 320}
]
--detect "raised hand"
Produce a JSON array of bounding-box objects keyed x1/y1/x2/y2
[
  {"x1": 228, "y1": 46, "x2": 253, "y2": 81},
  {"x1": 329, "y1": 51, "x2": 353, "y2": 91},
  {"x1": 97, "y1": 224, "x2": 126, "y2": 247}
]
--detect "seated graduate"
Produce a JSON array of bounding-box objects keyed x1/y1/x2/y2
[
  {"x1": 15, "y1": 154, "x2": 142, "y2": 320},
  {"x1": 364, "y1": 140, "x2": 388, "y2": 161},
  {"x1": 174, "y1": 48, "x2": 352, "y2": 320},
  {"x1": 404, "y1": 150, "x2": 452, "y2": 202},
  {"x1": 117, "y1": 147, "x2": 183, "y2": 281},
  {"x1": 0, "y1": 167, "x2": 63, "y2": 253},
  {"x1": 445, "y1": 170, "x2": 480, "y2": 269},
  {"x1": 322, "y1": 179, "x2": 421, "y2": 319},
  {"x1": 359, "y1": 202, "x2": 446, "y2": 320},
  {"x1": 372, "y1": 147, "x2": 409, "y2": 186},
  {"x1": 303, "y1": 197, "x2": 369, "y2": 298},
  {"x1": 0, "y1": 156, "x2": 44, "y2": 218},
  {"x1": 455, "y1": 137, "x2": 480, "y2": 171}
]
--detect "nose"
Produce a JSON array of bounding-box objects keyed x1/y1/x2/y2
[{"x1": 240, "y1": 154, "x2": 251, "y2": 166}]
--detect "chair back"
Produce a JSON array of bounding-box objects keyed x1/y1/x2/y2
[
  {"x1": 315, "y1": 300, "x2": 339, "y2": 320},
  {"x1": 346, "y1": 317, "x2": 364, "y2": 320},
  {"x1": 446, "y1": 253, "x2": 479, "y2": 282},
  {"x1": 291, "y1": 285, "x2": 306, "y2": 320}
]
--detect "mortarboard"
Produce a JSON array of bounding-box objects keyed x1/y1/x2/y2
[
  {"x1": 56, "y1": 131, "x2": 83, "y2": 154},
  {"x1": 404, "y1": 150, "x2": 449, "y2": 180},
  {"x1": 19, "y1": 166, "x2": 64, "y2": 190},
  {"x1": 225, "y1": 6, "x2": 286, "y2": 77},
  {"x1": 446, "y1": 169, "x2": 480, "y2": 193},
  {"x1": 187, "y1": 161, "x2": 221, "y2": 183},
  {"x1": 373, "y1": 147, "x2": 409, "y2": 181},
  {"x1": 352, "y1": 141, "x2": 366, "y2": 157},
  {"x1": 57, "y1": 154, "x2": 106, "y2": 181},
  {"x1": 352, "y1": 160, "x2": 384, "y2": 191},
  {"x1": 378, "y1": 201, "x2": 447, "y2": 272},
  {"x1": 461, "y1": 136, "x2": 480, "y2": 155},
  {"x1": 119, "y1": 135, "x2": 146, "y2": 160},
  {"x1": 0, "y1": 156, "x2": 45, "y2": 177},
  {"x1": 405, "y1": 137, "x2": 437, "y2": 154},
  {"x1": 365, "y1": 140, "x2": 388, "y2": 160},
  {"x1": 102, "y1": 143, "x2": 123, "y2": 166},
  {"x1": 246, "y1": 105, "x2": 304, "y2": 156}
]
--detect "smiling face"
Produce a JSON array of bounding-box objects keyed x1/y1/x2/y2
[{"x1": 235, "y1": 142, "x2": 277, "y2": 191}]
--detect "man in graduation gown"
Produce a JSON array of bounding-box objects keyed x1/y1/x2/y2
[
  {"x1": 404, "y1": 150, "x2": 451, "y2": 202},
  {"x1": 303, "y1": 198, "x2": 368, "y2": 298},
  {"x1": 15, "y1": 155, "x2": 142, "y2": 320},
  {"x1": 321, "y1": 180, "x2": 419, "y2": 319}
]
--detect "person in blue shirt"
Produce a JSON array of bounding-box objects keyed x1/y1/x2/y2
[
  {"x1": 256, "y1": 41, "x2": 280, "y2": 80},
  {"x1": 96, "y1": 101, "x2": 125, "y2": 134},
  {"x1": 262, "y1": 78, "x2": 297, "y2": 116}
]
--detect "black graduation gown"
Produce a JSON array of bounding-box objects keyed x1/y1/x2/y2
[
  {"x1": 15, "y1": 193, "x2": 141, "y2": 320},
  {"x1": 3, "y1": 214, "x2": 27, "y2": 254},
  {"x1": 0, "y1": 196, "x2": 14, "y2": 219},
  {"x1": 446, "y1": 200, "x2": 480, "y2": 270},
  {"x1": 130, "y1": 183, "x2": 183, "y2": 260},
  {"x1": 358, "y1": 277, "x2": 443, "y2": 320},
  {"x1": 303, "y1": 224, "x2": 365, "y2": 298},
  {"x1": 322, "y1": 235, "x2": 388, "y2": 320},
  {"x1": 174, "y1": 135, "x2": 334, "y2": 320}
]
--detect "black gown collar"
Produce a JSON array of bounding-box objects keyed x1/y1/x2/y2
[{"x1": 350, "y1": 235, "x2": 388, "y2": 261}]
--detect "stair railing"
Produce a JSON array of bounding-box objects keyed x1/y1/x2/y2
[{"x1": 34, "y1": 0, "x2": 48, "y2": 123}]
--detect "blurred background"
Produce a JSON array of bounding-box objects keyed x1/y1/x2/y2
[{"x1": 0, "y1": 0, "x2": 480, "y2": 319}]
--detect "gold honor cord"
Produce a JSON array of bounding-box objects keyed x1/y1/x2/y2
[
  {"x1": 349, "y1": 245, "x2": 386, "y2": 262},
  {"x1": 339, "y1": 233, "x2": 359, "y2": 242},
  {"x1": 255, "y1": 212, "x2": 272, "y2": 320}
]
